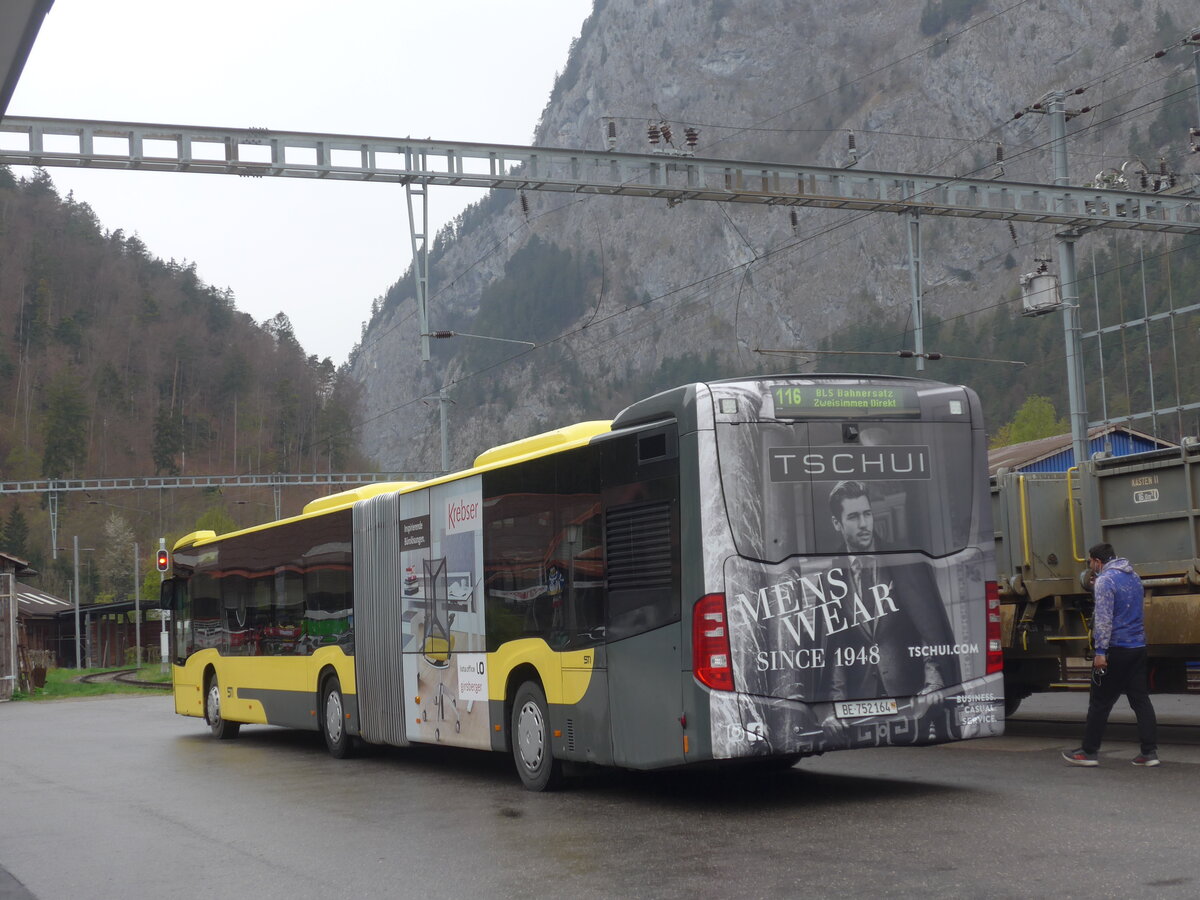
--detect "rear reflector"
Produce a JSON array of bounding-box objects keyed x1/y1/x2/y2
[
  {"x1": 985, "y1": 581, "x2": 1003, "y2": 675},
  {"x1": 693, "y1": 594, "x2": 734, "y2": 691}
]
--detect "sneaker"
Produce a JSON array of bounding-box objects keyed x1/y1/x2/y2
[
  {"x1": 1132, "y1": 753, "x2": 1160, "y2": 767},
  {"x1": 1062, "y1": 748, "x2": 1098, "y2": 766}
]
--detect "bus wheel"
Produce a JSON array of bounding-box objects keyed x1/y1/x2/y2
[
  {"x1": 205, "y1": 675, "x2": 240, "y2": 740},
  {"x1": 511, "y1": 682, "x2": 562, "y2": 792},
  {"x1": 322, "y1": 677, "x2": 354, "y2": 759}
]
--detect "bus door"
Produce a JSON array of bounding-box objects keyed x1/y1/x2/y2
[
  {"x1": 160, "y1": 576, "x2": 199, "y2": 716},
  {"x1": 602, "y1": 426, "x2": 685, "y2": 769}
]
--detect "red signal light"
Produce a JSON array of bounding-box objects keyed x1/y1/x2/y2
[{"x1": 156, "y1": 549, "x2": 170, "y2": 572}]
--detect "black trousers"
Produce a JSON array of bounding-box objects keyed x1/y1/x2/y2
[{"x1": 1082, "y1": 645, "x2": 1157, "y2": 755}]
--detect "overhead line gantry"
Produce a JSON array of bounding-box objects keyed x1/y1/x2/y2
[{"x1": 1, "y1": 115, "x2": 1197, "y2": 233}]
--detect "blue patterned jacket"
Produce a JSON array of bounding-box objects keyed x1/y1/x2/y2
[{"x1": 1092, "y1": 557, "x2": 1146, "y2": 654}]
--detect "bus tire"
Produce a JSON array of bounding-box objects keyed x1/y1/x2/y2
[
  {"x1": 321, "y1": 676, "x2": 354, "y2": 759},
  {"x1": 511, "y1": 681, "x2": 562, "y2": 792},
  {"x1": 205, "y1": 674, "x2": 240, "y2": 740}
]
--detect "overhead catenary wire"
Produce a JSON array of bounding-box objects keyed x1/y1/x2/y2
[
  {"x1": 332, "y1": 224, "x2": 1200, "y2": 453},
  {"x1": 755, "y1": 347, "x2": 1028, "y2": 367}
]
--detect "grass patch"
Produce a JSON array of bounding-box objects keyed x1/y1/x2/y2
[{"x1": 11, "y1": 665, "x2": 173, "y2": 701}]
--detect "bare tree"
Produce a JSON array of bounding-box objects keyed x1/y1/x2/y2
[{"x1": 99, "y1": 512, "x2": 135, "y2": 601}]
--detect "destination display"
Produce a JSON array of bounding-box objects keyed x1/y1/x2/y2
[{"x1": 771, "y1": 384, "x2": 920, "y2": 418}]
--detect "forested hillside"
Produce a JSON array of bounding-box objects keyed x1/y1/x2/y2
[{"x1": 0, "y1": 165, "x2": 370, "y2": 599}]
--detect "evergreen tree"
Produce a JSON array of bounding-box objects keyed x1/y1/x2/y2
[
  {"x1": 4, "y1": 506, "x2": 30, "y2": 559},
  {"x1": 263, "y1": 312, "x2": 300, "y2": 349},
  {"x1": 41, "y1": 374, "x2": 89, "y2": 477},
  {"x1": 23, "y1": 167, "x2": 58, "y2": 198},
  {"x1": 319, "y1": 369, "x2": 365, "y2": 471},
  {"x1": 152, "y1": 407, "x2": 184, "y2": 475}
]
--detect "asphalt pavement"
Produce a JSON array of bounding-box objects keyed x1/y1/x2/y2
[{"x1": 3, "y1": 689, "x2": 1198, "y2": 899}]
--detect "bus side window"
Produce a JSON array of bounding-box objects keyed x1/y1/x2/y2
[
  {"x1": 557, "y1": 501, "x2": 605, "y2": 646},
  {"x1": 482, "y1": 449, "x2": 607, "y2": 651},
  {"x1": 483, "y1": 455, "x2": 559, "y2": 651},
  {"x1": 190, "y1": 572, "x2": 221, "y2": 656}
]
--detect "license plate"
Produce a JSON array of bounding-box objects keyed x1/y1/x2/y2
[{"x1": 834, "y1": 698, "x2": 898, "y2": 719}]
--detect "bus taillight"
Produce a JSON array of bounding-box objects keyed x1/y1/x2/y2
[
  {"x1": 693, "y1": 594, "x2": 734, "y2": 691},
  {"x1": 986, "y1": 581, "x2": 1003, "y2": 674}
]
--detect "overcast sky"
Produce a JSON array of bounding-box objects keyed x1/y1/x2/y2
[{"x1": 7, "y1": 0, "x2": 594, "y2": 366}]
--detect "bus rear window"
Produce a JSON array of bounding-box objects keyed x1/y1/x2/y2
[{"x1": 715, "y1": 418, "x2": 976, "y2": 562}]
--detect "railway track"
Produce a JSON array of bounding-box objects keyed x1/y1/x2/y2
[{"x1": 77, "y1": 668, "x2": 172, "y2": 689}]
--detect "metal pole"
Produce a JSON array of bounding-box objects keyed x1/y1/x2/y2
[
  {"x1": 133, "y1": 541, "x2": 141, "y2": 667},
  {"x1": 3, "y1": 573, "x2": 16, "y2": 697},
  {"x1": 1047, "y1": 91, "x2": 1098, "y2": 547},
  {"x1": 73, "y1": 535, "x2": 81, "y2": 668},
  {"x1": 440, "y1": 388, "x2": 450, "y2": 473},
  {"x1": 1090, "y1": 249, "x2": 1109, "y2": 423},
  {"x1": 49, "y1": 489, "x2": 58, "y2": 561},
  {"x1": 906, "y1": 210, "x2": 924, "y2": 372},
  {"x1": 1193, "y1": 41, "x2": 1200, "y2": 137},
  {"x1": 1138, "y1": 245, "x2": 1159, "y2": 436},
  {"x1": 406, "y1": 175, "x2": 445, "y2": 472},
  {"x1": 406, "y1": 178, "x2": 431, "y2": 365},
  {"x1": 159, "y1": 537, "x2": 168, "y2": 674}
]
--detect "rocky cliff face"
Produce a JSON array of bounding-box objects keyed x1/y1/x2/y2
[{"x1": 352, "y1": 0, "x2": 1200, "y2": 471}]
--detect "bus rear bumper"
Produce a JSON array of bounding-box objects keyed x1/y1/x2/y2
[{"x1": 707, "y1": 673, "x2": 1005, "y2": 760}]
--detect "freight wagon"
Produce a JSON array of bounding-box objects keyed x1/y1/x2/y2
[{"x1": 994, "y1": 438, "x2": 1200, "y2": 713}]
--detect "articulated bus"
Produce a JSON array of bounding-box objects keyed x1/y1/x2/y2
[{"x1": 161, "y1": 375, "x2": 1004, "y2": 790}]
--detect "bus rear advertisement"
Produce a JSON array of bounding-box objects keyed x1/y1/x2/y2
[{"x1": 162, "y1": 375, "x2": 1003, "y2": 790}]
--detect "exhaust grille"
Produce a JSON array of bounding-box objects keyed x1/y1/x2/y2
[{"x1": 605, "y1": 501, "x2": 672, "y2": 592}]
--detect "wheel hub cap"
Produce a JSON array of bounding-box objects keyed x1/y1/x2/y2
[
  {"x1": 326, "y1": 691, "x2": 343, "y2": 741},
  {"x1": 517, "y1": 701, "x2": 544, "y2": 770}
]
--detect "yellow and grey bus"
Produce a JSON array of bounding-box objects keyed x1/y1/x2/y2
[{"x1": 162, "y1": 375, "x2": 1003, "y2": 790}]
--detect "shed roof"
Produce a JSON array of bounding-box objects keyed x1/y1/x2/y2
[
  {"x1": 0, "y1": 550, "x2": 38, "y2": 577},
  {"x1": 14, "y1": 581, "x2": 70, "y2": 618},
  {"x1": 53, "y1": 599, "x2": 142, "y2": 620},
  {"x1": 988, "y1": 424, "x2": 1176, "y2": 475}
]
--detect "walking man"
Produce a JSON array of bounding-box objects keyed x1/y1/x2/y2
[{"x1": 1062, "y1": 542, "x2": 1159, "y2": 767}]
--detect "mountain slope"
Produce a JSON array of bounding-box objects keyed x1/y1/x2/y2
[{"x1": 352, "y1": 0, "x2": 1200, "y2": 470}]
